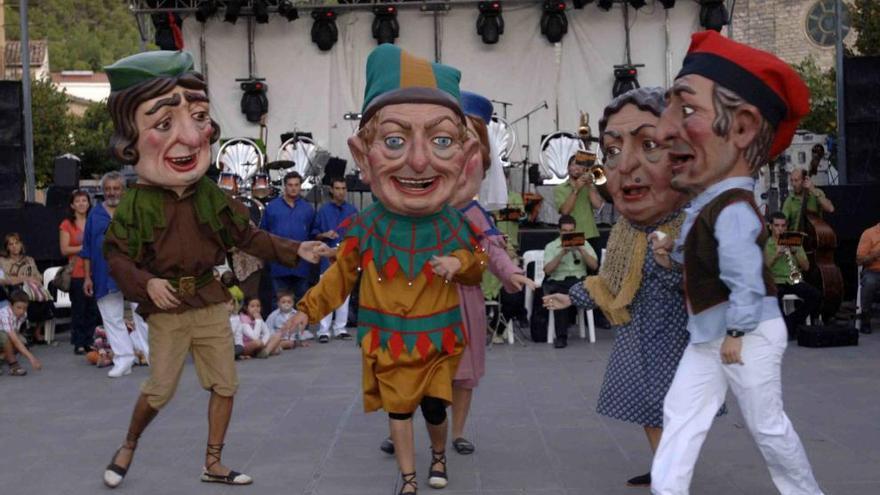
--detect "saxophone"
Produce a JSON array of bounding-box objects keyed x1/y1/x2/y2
[{"x1": 785, "y1": 247, "x2": 803, "y2": 285}]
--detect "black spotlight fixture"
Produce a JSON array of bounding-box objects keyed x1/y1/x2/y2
[
  {"x1": 659, "y1": 0, "x2": 676, "y2": 8},
  {"x1": 195, "y1": 0, "x2": 218, "y2": 23},
  {"x1": 540, "y1": 0, "x2": 568, "y2": 44},
  {"x1": 311, "y1": 9, "x2": 339, "y2": 51},
  {"x1": 699, "y1": 0, "x2": 729, "y2": 32},
  {"x1": 240, "y1": 80, "x2": 268, "y2": 123},
  {"x1": 152, "y1": 13, "x2": 184, "y2": 50},
  {"x1": 224, "y1": 0, "x2": 242, "y2": 24},
  {"x1": 372, "y1": 5, "x2": 399, "y2": 45},
  {"x1": 597, "y1": 0, "x2": 614, "y2": 11},
  {"x1": 476, "y1": 2, "x2": 504, "y2": 45},
  {"x1": 253, "y1": 0, "x2": 269, "y2": 24},
  {"x1": 627, "y1": 0, "x2": 646, "y2": 8},
  {"x1": 572, "y1": 0, "x2": 593, "y2": 10},
  {"x1": 278, "y1": 0, "x2": 299, "y2": 22},
  {"x1": 612, "y1": 64, "x2": 640, "y2": 98}
]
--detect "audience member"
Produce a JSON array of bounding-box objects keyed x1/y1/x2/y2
[
  {"x1": 782, "y1": 168, "x2": 834, "y2": 231},
  {"x1": 260, "y1": 171, "x2": 316, "y2": 309},
  {"x1": 857, "y1": 220, "x2": 880, "y2": 333},
  {"x1": 82, "y1": 171, "x2": 149, "y2": 378},
  {"x1": 542, "y1": 215, "x2": 598, "y2": 348},
  {"x1": 225, "y1": 298, "x2": 247, "y2": 360},
  {"x1": 554, "y1": 151, "x2": 604, "y2": 249},
  {"x1": 60, "y1": 189, "x2": 100, "y2": 354},
  {"x1": 0, "y1": 290, "x2": 42, "y2": 375},
  {"x1": 0, "y1": 233, "x2": 54, "y2": 345},
  {"x1": 266, "y1": 291, "x2": 300, "y2": 350},
  {"x1": 764, "y1": 212, "x2": 821, "y2": 337},
  {"x1": 239, "y1": 296, "x2": 284, "y2": 358},
  {"x1": 312, "y1": 177, "x2": 357, "y2": 343}
]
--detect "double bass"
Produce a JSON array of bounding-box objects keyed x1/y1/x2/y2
[{"x1": 796, "y1": 186, "x2": 844, "y2": 321}]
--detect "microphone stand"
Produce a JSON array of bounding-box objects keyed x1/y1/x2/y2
[
  {"x1": 509, "y1": 101, "x2": 549, "y2": 196},
  {"x1": 490, "y1": 99, "x2": 512, "y2": 120}
]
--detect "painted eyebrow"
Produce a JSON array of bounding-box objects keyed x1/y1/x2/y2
[
  {"x1": 184, "y1": 91, "x2": 210, "y2": 104},
  {"x1": 425, "y1": 115, "x2": 458, "y2": 130},
  {"x1": 145, "y1": 93, "x2": 182, "y2": 115},
  {"x1": 378, "y1": 118, "x2": 412, "y2": 130},
  {"x1": 630, "y1": 123, "x2": 656, "y2": 136},
  {"x1": 603, "y1": 130, "x2": 622, "y2": 139},
  {"x1": 670, "y1": 81, "x2": 696, "y2": 98}
]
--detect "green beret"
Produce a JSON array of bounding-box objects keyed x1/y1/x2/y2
[
  {"x1": 360, "y1": 44, "x2": 463, "y2": 127},
  {"x1": 105, "y1": 51, "x2": 195, "y2": 93}
]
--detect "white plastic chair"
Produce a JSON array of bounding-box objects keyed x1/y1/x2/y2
[
  {"x1": 522, "y1": 249, "x2": 595, "y2": 344},
  {"x1": 42, "y1": 266, "x2": 72, "y2": 344}
]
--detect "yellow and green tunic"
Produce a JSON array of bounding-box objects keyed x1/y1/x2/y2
[{"x1": 296, "y1": 203, "x2": 487, "y2": 414}]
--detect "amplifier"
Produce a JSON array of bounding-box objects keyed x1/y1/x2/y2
[{"x1": 797, "y1": 325, "x2": 859, "y2": 348}]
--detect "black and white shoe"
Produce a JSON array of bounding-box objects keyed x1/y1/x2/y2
[
  {"x1": 380, "y1": 437, "x2": 395, "y2": 455},
  {"x1": 200, "y1": 469, "x2": 253, "y2": 485},
  {"x1": 318, "y1": 334, "x2": 330, "y2": 344},
  {"x1": 103, "y1": 443, "x2": 136, "y2": 489},
  {"x1": 428, "y1": 449, "x2": 448, "y2": 489}
]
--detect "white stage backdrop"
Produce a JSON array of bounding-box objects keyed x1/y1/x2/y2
[{"x1": 182, "y1": 3, "x2": 701, "y2": 171}]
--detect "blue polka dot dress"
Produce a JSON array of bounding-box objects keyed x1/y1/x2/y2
[{"x1": 569, "y1": 226, "x2": 689, "y2": 428}]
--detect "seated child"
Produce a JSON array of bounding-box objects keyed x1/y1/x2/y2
[
  {"x1": 266, "y1": 291, "x2": 305, "y2": 350},
  {"x1": 0, "y1": 290, "x2": 42, "y2": 376},
  {"x1": 239, "y1": 296, "x2": 284, "y2": 358},
  {"x1": 225, "y1": 298, "x2": 247, "y2": 360}
]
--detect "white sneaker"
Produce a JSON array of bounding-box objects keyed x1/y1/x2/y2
[
  {"x1": 300, "y1": 330, "x2": 315, "y2": 340},
  {"x1": 107, "y1": 357, "x2": 134, "y2": 378}
]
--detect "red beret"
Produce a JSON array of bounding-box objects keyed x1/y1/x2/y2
[{"x1": 677, "y1": 30, "x2": 810, "y2": 158}]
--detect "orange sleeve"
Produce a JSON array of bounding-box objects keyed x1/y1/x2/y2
[
  {"x1": 450, "y1": 248, "x2": 488, "y2": 286},
  {"x1": 296, "y1": 240, "x2": 360, "y2": 324}
]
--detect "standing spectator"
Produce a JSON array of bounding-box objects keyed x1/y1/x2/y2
[
  {"x1": 857, "y1": 220, "x2": 880, "y2": 333},
  {"x1": 60, "y1": 190, "x2": 100, "y2": 354},
  {"x1": 542, "y1": 215, "x2": 598, "y2": 348},
  {"x1": 0, "y1": 233, "x2": 54, "y2": 345},
  {"x1": 82, "y1": 172, "x2": 149, "y2": 378},
  {"x1": 0, "y1": 290, "x2": 42, "y2": 375},
  {"x1": 554, "y1": 151, "x2": 604, "y2": 249},
  {"x1": 311, "y1": 177, "x2": 357, "y2": 342},
  {"x1": 259, "y1": 171, "x2": 316, "y2": 313}
]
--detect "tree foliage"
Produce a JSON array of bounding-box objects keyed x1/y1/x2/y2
[
  {"x1": 5, "y1": 0, "x2": 143, "y2": 71},
  {"x1": 851, "y1": 0, "x2": 880, "y2": 56},
  {"x1": 71, "y1": 101, "x2": 117, "y2": 180},
  {"x1": 793, "y1": 56, "x2": 837, "y2": 136},
  {"x1": 30, "y1": 78, "x2": 73, "y2": 187}
]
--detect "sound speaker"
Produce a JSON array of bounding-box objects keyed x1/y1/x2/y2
[
  {"x1": 843, "y1": 56, "x2": 880, "y2": 184},
  {"x1": 0, "y1": 82, "x2": 24, "y2": 209},
  {"x1": 53, "y1": 155, "x2": 81, "y2": 188},
  {"x1": 45, "y1": 186, "x2": 76, "y2": 209},
  {"x1": 322, "y1": 157, "x2": 347, "y2": 185}
]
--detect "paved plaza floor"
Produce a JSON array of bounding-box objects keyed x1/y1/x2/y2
[{"x1": 2, "y1": 326, "x2": 879, "y2": 495}]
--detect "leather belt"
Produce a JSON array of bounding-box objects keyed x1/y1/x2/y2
[{"x1": 167, "y1": 271, "x2": 215, "y2": 298}]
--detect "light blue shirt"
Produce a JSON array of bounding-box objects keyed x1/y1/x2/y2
[{"x1": 672, "y1": 177, "x2": 781, "y2": 344}]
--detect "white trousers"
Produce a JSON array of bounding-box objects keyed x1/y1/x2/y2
[
  {"x1": 651, "y1": 318, "x2": 822, "y2": 495},
  {"x1": 318, "y1": 295, "x2": 350, "y2": 336},
  {"x1": 97, "y1": 291, "x2": 150, "y2": 363}
]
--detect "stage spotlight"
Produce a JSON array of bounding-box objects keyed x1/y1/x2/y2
[
  {"x1": 699, "y1": 0, "x2": 729, "y2": 32},
  {"x1": 372, "y1": 6, "x2": 399, "y2": 45},
  {"x1": 572, "y1": 0, "x2": 593, "y2": 9},
  {"x1": 540, "y1": 0, "x2": 568, "y2": 44},
  {"x1": 597, "y1": 0, "x2": 614, "y2": 11},
  {"x1": 225, "y1": 0, "x2": 242, "y2": 24},
  {"x1": 278, "y1": 0, "x2": 299, "y2": 22},
  {"x1": 195, "y1": 0, "x2": 218, "y2": 23},
  {"x1": 240, "y1": 80, "x2": 268, "y2": 123},
  {"x1": 612, "y1": 64, "x2": 640, "y2": 98},
  {"x1": 311, "y1": 9, "x2": 339, "y2": 51},
  {"x1": 659, "y1": 0, "x2": 676, "y2": 8},
  {"x1": 477, "y1": 2, "x2": 504, "y2": 45},
  {"x1": 152, "y1": 13, "x2": 184, "y2": 50},
  {"x1": 253, "y1": 0, "x2": 269, "y2": 24},
  {"x1": 627, "y1": 0, "x2": 646, "y2": 8}
]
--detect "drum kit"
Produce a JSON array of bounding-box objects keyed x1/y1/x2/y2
[{"x1": 215, "y1": 134, "x2": 329, "y2": 225}]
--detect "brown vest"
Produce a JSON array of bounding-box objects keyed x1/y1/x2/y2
[{"x1": 684, "y1": 188, "x2": 777, "y2": 314}]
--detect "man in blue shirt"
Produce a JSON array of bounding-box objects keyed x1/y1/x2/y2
[
  {"x1": 82, "y1": 171, "x2": 149, "y2": 378},
  {"x1": 311, "y1": 177, "x2": 358, "y2": 343},
  {"x1": 260, "y1": 171, "x2": 316, "y2": 332},
  {"x1": 649, "y1": 32, "x2": 823, "y2": 494}
]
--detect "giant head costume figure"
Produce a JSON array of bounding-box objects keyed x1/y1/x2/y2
[
  {"x1": 657, "y1": 31, "x2": 809, "y2": 195},
  {"x1": 106, "y1": 51, "x2": 219, "y2": 195},
  {"x1": 598, "y1": 87, "x2": 687, "y2": 226},
  {"x1": 348, "y1": 45, "x2": 479, "y2": 216}
]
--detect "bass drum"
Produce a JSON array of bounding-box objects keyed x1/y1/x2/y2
[{"x1": 233, "y1": 195, "x2": 266, "y2": 226}]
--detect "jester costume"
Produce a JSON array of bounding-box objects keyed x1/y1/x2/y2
[{"x1": 297, "y1": 202, "x2": 486, "y2": 413}]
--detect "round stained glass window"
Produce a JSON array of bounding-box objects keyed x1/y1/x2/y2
[{"x1": 806, "y1": 0, "x2": 851, "y2": 47}]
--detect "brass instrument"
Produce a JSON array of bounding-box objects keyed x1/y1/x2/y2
[
  {"x1": 778, "y1": 231, "x2": 805, "y2": 285},
  {"x1": 785, "y1": 248, "x2": 803, "y2": 285},
  {"x1": 577, "y1": 111, "x2": 592, "y2": 145},
  {"x1": 588, "y1": 165, "x2": 607, "y2": 186}
]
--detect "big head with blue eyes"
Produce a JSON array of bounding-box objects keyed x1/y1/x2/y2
[
  {"x1": 657, "y1": 74, "x2": 756, "y2": 195},
  {"x1": 348, "y1": 103, "x2": 478, "y2": 216},
  {"x1": 131, "y1": 85, "x2": 214, "y2": 195}
]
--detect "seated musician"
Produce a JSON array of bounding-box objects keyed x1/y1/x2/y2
[
  {"x1": 764, "y1": 212, "x2": 822, "y2": 337},
  {"x1": 782, "y1": 168, "x2": 834, "y2": 231}
]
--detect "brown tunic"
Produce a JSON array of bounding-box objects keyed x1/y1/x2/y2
[{"x1": 104, "y1": 184, "x2": 301, "y2": 317}]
